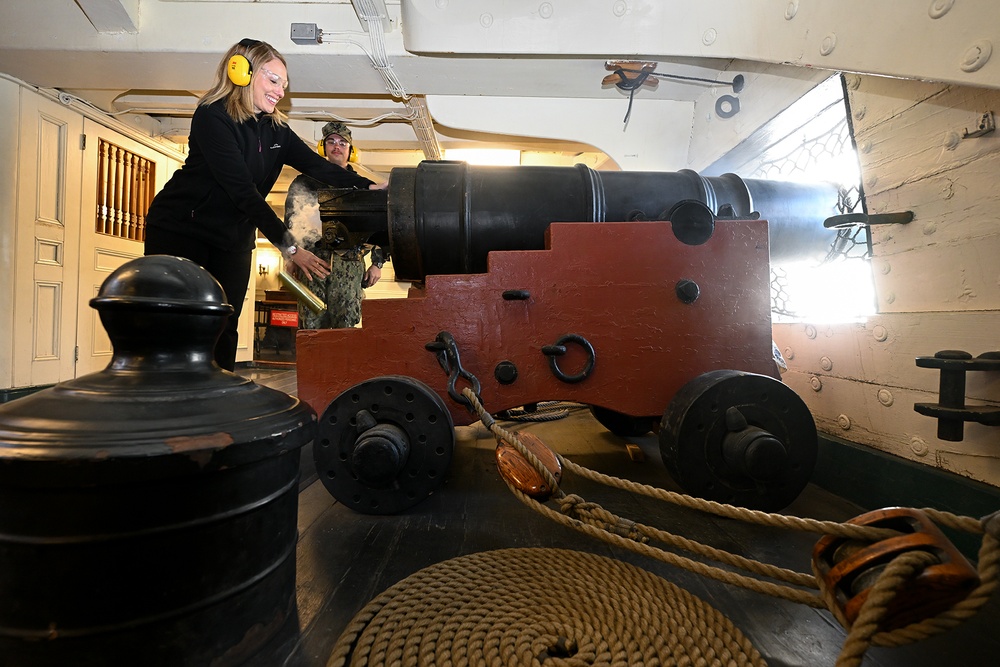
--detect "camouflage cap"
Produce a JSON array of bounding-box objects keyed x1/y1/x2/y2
[{"x1": 321, "y1": 121, "x2": 352, "y2": 144}]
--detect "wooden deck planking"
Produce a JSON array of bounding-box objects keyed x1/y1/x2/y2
[{"x1": 242, "y1": 368, "x2": 1000, "y2": 667}]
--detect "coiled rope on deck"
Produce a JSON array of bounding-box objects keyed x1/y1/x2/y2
[
  {"x1": 328, "y1": 547, "x2": 767, "y2": 667},
  {"x1": 464, "y1": 388, "x2": 1000, "y2": 667}
]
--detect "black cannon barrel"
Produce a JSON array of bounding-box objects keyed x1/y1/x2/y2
[{"x1": 384, "y1": 161, "x2": 841, "y2": 281}]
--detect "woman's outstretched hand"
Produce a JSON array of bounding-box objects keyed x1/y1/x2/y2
[{"x1": 289, "y1": 247, "x2": 330, "y2": 282}]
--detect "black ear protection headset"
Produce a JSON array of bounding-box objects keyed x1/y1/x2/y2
[{"x1": 227, "y1": 38, "x2": 260, "y2": 87}]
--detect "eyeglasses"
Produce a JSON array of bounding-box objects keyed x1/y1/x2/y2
[
  {"x1": 325, "y1": 136, "x2": 350, "y2": 147},
  {"x1": 260, "y1": 66, "x2": 288, "y2": 90}
]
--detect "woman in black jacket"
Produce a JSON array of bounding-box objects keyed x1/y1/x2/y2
[{"x1": 144, "y1": 38, "x2": 384, "y2": 370}]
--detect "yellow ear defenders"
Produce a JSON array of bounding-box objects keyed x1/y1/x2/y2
[{"x1": 227, "y1": 38, "x2": 260, "y2": 87}]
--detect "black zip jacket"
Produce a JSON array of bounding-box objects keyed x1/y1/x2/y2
[{"x1": 146, "y1": 100, "x2": 374, "y2": 251}]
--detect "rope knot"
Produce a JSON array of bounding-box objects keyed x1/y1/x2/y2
[
  {"x1": 557, "y1": 494, "x2": 648, "y2": 544},
  {"x1": 559, "y1": 494, "x2": 594, "y2": 519}
]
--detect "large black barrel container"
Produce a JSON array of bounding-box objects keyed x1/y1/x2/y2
[
  {"x1": 0, "y1": 256, "x2": 315, "y2": 666},
  {"x1": 386, "y1": 161, "x2": 840, "y2": 280}
]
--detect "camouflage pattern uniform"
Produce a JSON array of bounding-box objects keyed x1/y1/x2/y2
[
  {"x1": 284, "y1": 171, "x2": 385, "y2": 329},
  {"x1": 298, "y1": 245, "x2": 366, "y2": 329}
]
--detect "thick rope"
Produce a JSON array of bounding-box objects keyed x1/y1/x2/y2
[
  {"x1": 506, "y1": 473, "x2": 827, "y2": 609},
  {"x1": 474, "y1": 389, "x2": 896, "y2": 542},
  {"x1": 495, "y1": 401, "x2": 572, "y2": 423},
  {"x1": 562, "y1": 458, "x2": 899, "y2": 541},
  {"x1": 462, "y1": 387, "x2": 1000, "y2": 666},
  {"x1": 328, "y1": 548, "x2": 769, "y2": 667},
  {"x1": 835, "y1": 550, "x2": 939, "y2": 667}
]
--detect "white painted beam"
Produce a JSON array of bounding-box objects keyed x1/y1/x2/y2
[
  {"x1": 402, "y1": 0, "x2": 1000, "y2": 90},
  {"x1": 75, "y1": 0, "x2": 138, "y2": 34}
]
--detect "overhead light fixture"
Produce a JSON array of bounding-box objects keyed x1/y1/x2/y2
[{"x1": 444, "y1": 149, "x2": 521, "y2": 166}]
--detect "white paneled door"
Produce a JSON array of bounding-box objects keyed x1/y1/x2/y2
[{"x1": 13, "y1": 93, "x2": 83, "y2": 387}]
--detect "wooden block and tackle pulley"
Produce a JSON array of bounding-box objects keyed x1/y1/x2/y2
[
  {"x1": 812, "y1": 507, "x2": 981, "y2": 631},
  {"x1": 496, "y1": 431, "x2": 563, "y2": 501}
]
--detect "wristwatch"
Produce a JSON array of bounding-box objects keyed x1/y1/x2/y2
[
  {"x1": 373, "y1": 259, "x2": 384, "y2": 269},
  {"x1": 286, "y1": 245, "x2": 298, "y2": 257}
]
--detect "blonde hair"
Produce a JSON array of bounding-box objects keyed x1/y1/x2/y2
[{"x1": 199, "y1": 39, "x2": 288, "y2": 125}]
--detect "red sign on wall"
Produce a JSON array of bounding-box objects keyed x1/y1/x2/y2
[{"x1": 270, "y1": 310, "x2": 298, "y2": 327}]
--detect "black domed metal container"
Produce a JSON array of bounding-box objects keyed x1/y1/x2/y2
[{"x1": 0, "y1": 256, "x2": 315, "y2": 666}]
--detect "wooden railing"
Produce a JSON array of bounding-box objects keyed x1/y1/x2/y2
[{"x1": 96, "y1": 139, "x2": 155, "y2": 241}]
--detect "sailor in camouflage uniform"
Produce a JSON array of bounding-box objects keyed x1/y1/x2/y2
[{"x1": 283, "y1": 121, "x2": 386, "y2": 329}]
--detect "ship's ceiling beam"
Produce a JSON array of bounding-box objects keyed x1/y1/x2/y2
[
  {"x1": 75, "y1": 0, "x2": 138, "y2": 34},
  {"x1": 402, "y1": 0, "x2": 1000, "y2": 90}
]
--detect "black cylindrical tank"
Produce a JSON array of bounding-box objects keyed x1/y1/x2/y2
[
  {"x1": 386, "y1": 161, "x2": 840, "y2": 280},
  {"x1": 0, "y1": 255, "x2": 315, "y2": 666}
]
